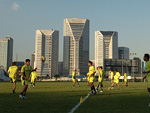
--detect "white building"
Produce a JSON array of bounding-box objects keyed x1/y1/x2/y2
[
  {"x1": 34, "y1": 30, "x2": 59, "y2": 78},
  {"x1": 95, "y1": 31, "x2": 118, "y2": 70},
  {"x1": 63, "y1": 18, "x2": 89, "y2": 76},
  {"x1": 0, "y1": 36, "x2": 13, "y2": 71}
]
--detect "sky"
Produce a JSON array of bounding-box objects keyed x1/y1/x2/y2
[{"x1": 0, "y1": 0, "x2": 150, "y2": 62}]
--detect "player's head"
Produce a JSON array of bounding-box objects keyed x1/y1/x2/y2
[
  {"x1": 33, "y1": 69, "x2": 36, "y2": 72},
  {"x1": 11, "y1": 62, "x2": 16, "y2": 66},
  {"x1": 144, "y1": 53, "x2": 149, "y2": 61},
  {"x1": 99, "y1": 66, "x2": 103, "y2": 69},
  {"x1": 74, "y1": 69, "x2": 77, "y2": 72},
  {"x1": 96, "y1": 67, "x2": 99, "y2": 70},
  {"x1": 110, "y1": 69, "x2": 113, "y2": 72},
  {"x1": 115, "y1": 69, "x2": 118, "y2": 72},
  {"x1": 124, "y1": 71, "x2": 126, "y2": 73},
  {"x1": 25, "y1": 59, "x2": 30, "y2": 66},
  {"x1": 88, "y1": 61, "x2": 92, "y2": 66}
]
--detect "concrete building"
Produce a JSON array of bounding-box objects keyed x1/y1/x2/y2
[
  {"x1": 34, "y1": 30, "x2": 59, "y2": 78},
  {"x1": 118, "y1": 47, "x2": 129, "y2": 59},
  {"x1": 63, "y1": 18, "x2": 89, "y2": 76},
  {"x1": 0, "y1": 36, "x2": 13, "y2": 71},
  {"x1": 104, "y1": 58, "x2": 141, "y2": 76},
  {"x1": 31, "y1": 52, "x2": 35, "y2": 69},
  {"x1": 58, "y1": 62, "x2": 63, "y2": 76},
  {"x1": 95, "y1": 31, "x2": 118, "y2": 70}
]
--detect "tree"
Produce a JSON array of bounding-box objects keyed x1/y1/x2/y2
[{"x1": 54, "y1": 74, "x2": 60, "y2": 81}]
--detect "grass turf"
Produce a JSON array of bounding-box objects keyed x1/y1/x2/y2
[{"x1": 0, "y1": 81, "x2": 150, "y2": 113}]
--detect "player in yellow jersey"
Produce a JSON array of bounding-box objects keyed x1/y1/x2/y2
[
  {"x1": 8, "y1": 62, "x2": 18, "y2": 94},
  {"x1": 124, "y1": 71, "x2": 128, "y2": 87},
  {"x1": 114, "y1": 69, "x2": 121, "y2": 90},
  {"x1": 143, "y1": 54, "x2": 150, "y2": 96},
  {"x1": 96, "y1": 66, "x2": 106, "y2": 92},
  {"x1": 72, "y1": 69, "x2": 80, "y2": 88},
  {"x1": 29, "y1": 69, "x2": 37, "y2": 88},
  {"x1": 88, "y1": 61, "x2": 96, "y2": 95},
  {"x1": 19, "y1": 59, "x2": 32, "y2": 99},
  {"x1": 110, "y1": 69, "x2": 114, "y2": 89}
]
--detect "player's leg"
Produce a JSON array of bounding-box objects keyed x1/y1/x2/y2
[
  {"x1": 96, "y1": 82, "x2": 100, "y2": 91},
  {"x1": 90, "y1": 78, "x2": 96, "y2": 95},
  {"x1": 100, "y1": 82, "x2": 103, "y2": 92},
  {"x1": 33, "y1": 79, "x2": 36, "y2": 88},
  {"x1": 76, "y1": 79, "x2": 80, "y2": 87},
  {"x1": 13, "y1": 81, "x2": 16, "y2": 94}
]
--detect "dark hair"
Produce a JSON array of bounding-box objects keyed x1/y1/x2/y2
[
  {"x1": 124, "y1": 71, "x2": 126, "y2": 73},
  {"x1": 33, "y1": 69, "x2": 36, "y2": 72},
  {"x1": 12, "y1": 62, "x2": 16, "y2": 66},
  {"x1": 99, "y1": 66, "x2": 103, "y2": 69},
  {"x1": 115, "y1": 69, "x2": 118, "y2": 72},
  {"x1": 88, "y1": 61, "x2": 93, "y2": 65},
  {"x1": 110, "y1": 68, "x2": 113, "y2": 71},
  {"x1": 144, "y1": 54, "x2": 149, "y2": 60},
  {"x1": 26, "y1": 59, "x2": 30, "y2": 62}
]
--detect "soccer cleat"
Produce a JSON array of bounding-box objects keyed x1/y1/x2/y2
[
  {"x1": 94, "y1": 91, "x2": 97, "y2": 95},
  {"x1": 23, "y1": 96, "x2": 27, "y2": 99},
  {"x1": 111, "y1": 86, "x2": 114, "y2": 89},
  {"x1": 100, "y1": 90, "x2": 103, "y2": 93},
  {"x1": 78, "y1": 85, "x2": 80, "y2": 87},
  {"x1": 118, "y1": 88, "x2": 120, "y2": 90},
  {"x1": 13, "y1": 91, "x2": 16, "y2": 94},
  {"x1": 19, "y1": 94, "x2": 24, "y2": 99}
]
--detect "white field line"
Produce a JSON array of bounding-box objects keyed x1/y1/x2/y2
[{"x1": 68, "y1": 91, "x2": 91, "y2": 113}]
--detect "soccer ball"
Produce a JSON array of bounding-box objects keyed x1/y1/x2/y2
[
  {"x1": 41, "y1": 56, "x2": 46, "y2": 62},
  {"x1": 108, "y1": 87, "x2": 111, "y2": 90}
]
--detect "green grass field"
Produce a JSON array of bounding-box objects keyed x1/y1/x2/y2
[{"x1": 0, "y1": 81, "x2": 150, "y2": 113}]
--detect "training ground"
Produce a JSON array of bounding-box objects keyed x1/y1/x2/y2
[{"x1": 0, "y1": 82, "x2": 150, "y2": 113}]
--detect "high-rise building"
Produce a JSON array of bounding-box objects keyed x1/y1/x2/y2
[
  {"x1": 95, "y1": 31, "x2": 118, "y2": 69},
  {"x1": 0, "y1": 36, "x2": 13, "y2": 71},
  {"x1": 63, "y1": 18, "x2": 89, "y2": 76},
  {"x1": 34, "y1": 30, "x2": 59, "y2": 78},
  {"x1": 31, "y1": 52, "x2": 35, "y2": 69},
  {"x1": 58, "y1": 62, "x2": 63, "y2": 76},
  {"x1": 118, "y1": 47, "x2": 129, "y2": 59}
]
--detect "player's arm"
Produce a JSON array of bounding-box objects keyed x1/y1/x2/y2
[
  {"x1": 29, "y1": 74, "x2": 32, "y2": 80},
  {"x1": 15, "y1": 69, "x2": 18, "y2": 78},
  {"x1": 21, "y1": 67, "x2": 27, "y2": 80},
  {"x1": 90, "y1": 71, "x2": 96, "y2": 77}
]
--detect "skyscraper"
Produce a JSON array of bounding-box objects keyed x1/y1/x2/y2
[
  {"x1": 118, "y1": 47, "x2": 129, "y2": 59},
  {"x1": 34, "y1": 30, "x2": 59, "y2": 78},
  {"x1": 0, "y1": 36, "x2": 13, "y2": 71},
  {"x1": 95, "y1": 31, "x2": 118, "y2": 69},
  {"x1": 63, "y1": 18, "x2": 89, "y2": 76}
]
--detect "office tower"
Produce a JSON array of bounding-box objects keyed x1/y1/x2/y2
[
  {"x1": 95, "y1": 31, "x2": 118, "y2": 69},
  {"x1": 58, "y1": 62, "x2": 63, "y2": 76},
  {"x1": 0, "y1": 36, "x2": 13, "y2": 71},
  {"x1": 31, "y1": 52, "x2": 35, "y2": 69},
  {"x1": 118, "y1": 47, "x2": 129, "y2": 59},
  {"x1": 34, "y1": 30, "x2": 59, "y2": 78},
  {"x1": 63, "y1": 18, "x2": 89, "y2": 76}
]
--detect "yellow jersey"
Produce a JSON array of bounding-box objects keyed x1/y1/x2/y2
[
  {"x1": 72, "y1": 71, "x2": 76, "y2": 79},
  {"x1": 31, "y1": 71, "x2": 37, "y2": 80},
  {"x1": 111, "y1": 72, "x2": 114, "y2": 80},
  {"x1": 89, "y1": 66, "x2": 96, "y2": 77},
  {"x1": 8, "y1": 66, "x2": 18, "y2": 78}
]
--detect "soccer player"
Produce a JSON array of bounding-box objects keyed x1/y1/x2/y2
[
  {"x1": 19, "y1": 59, "x2": 32, "y2": 99},
  {"x1": 124, "y1": 71, "x2": 128, "y2": 87},
  {"x1": 88, "y1": 61, "x2": 96, "y2": 95},
  {"x1": 8, "y1": 62, "x2": 18, "y2": 94},
  {"x1": 110, "y1": 69, "x2": 114, "y2": 89},
  {"x1": 143, "y1": 53, "x2": 150, "y2": 96},
  {"x1": 72, "y1": 69, "x2": 80, "y2": 88},
  {"x1": 114, "y1": 69, "x2": 121, "y2": 90},
  {"x1": 96, "y1": 66, "x2": 106, "y2": 92},
  {"x1": 29, "y1": 69, "x2": 37, "y2": 88}
]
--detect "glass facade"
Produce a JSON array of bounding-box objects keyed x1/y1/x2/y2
[{"x1": 63, "y1": 19, "x2": 89, "y2": 76}]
